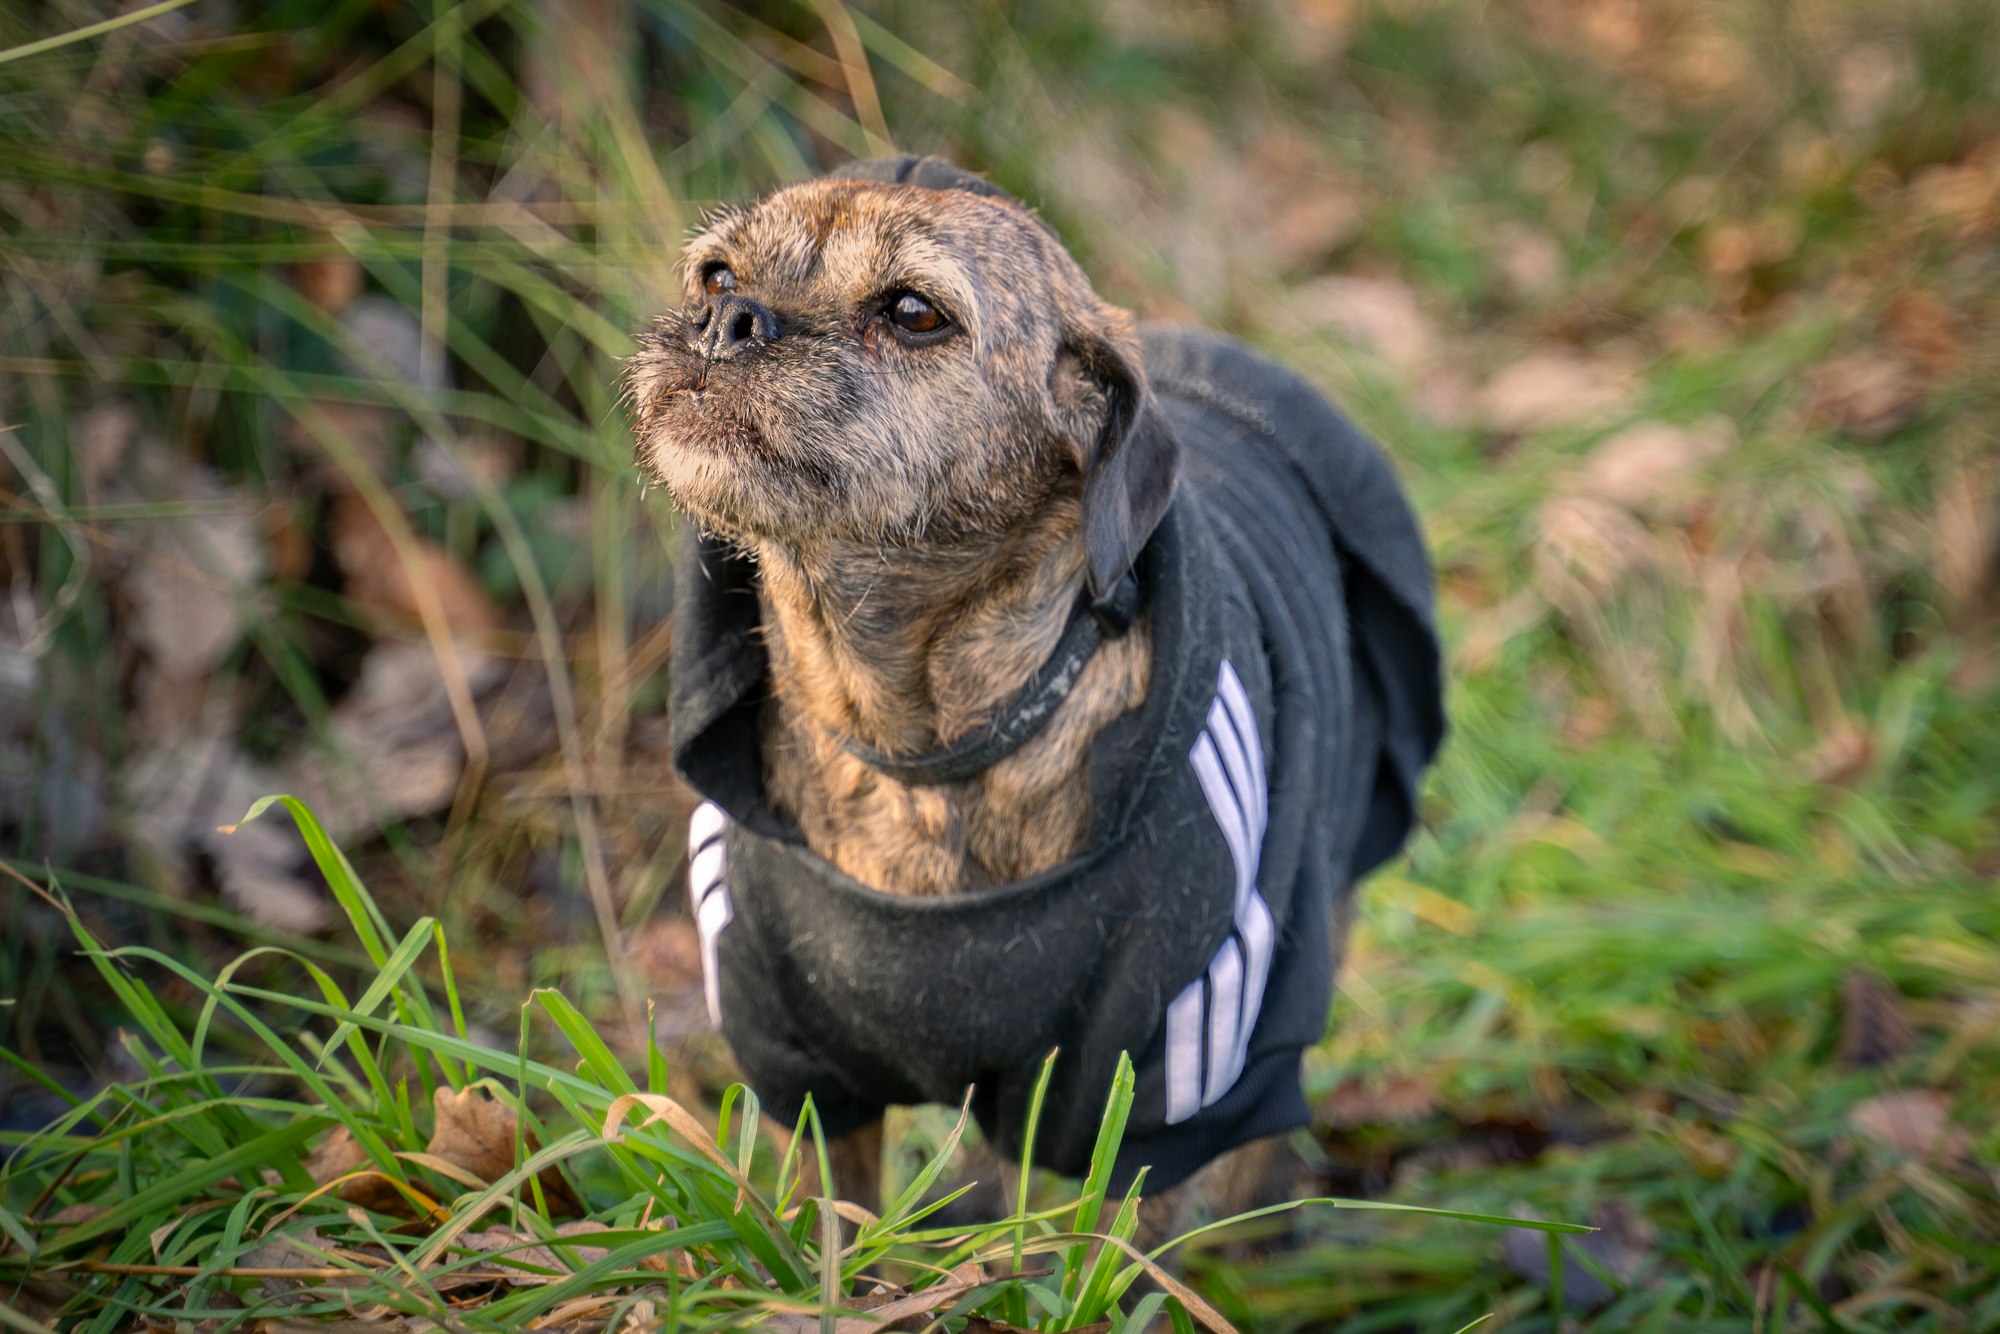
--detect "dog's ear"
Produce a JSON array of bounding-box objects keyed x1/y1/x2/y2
[
  {"x1": 1060, "y1": 329, "x2": 1180, "y2": 604},
  {"x1": 826, "y1": 155, "x2": 1018, "y2": 203}
]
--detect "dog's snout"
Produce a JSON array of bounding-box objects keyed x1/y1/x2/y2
[{"x1": 694, "y1": 294, "x2": 780, "y2": 360}]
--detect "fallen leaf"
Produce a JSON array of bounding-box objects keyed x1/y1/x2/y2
[
  {"x1": 451, "y1": 1222, "x2": 617, "y2": 1285},
  {"x1": 429, "y1": 1086, "x2": 529, "y2": 1184},
  {"x1": 1560, "y1": 693, "x2": 1620, "y2": 746},
  {"x1": 1288, "y1": 275, "x2": 1436, "y2": 374},
  {"x1": 1909, "y1": 146, "x2": 2000, "y2": 240},
  {"x1": 1699, "y1": 219, "x2": 1761, "y2": 285},
  {"x1": 305, "y1": 1126, "x2": 407, "y2": 1215},
  {"x1": 288, "y1": 400, "x2": 398, "y2": 479},
  {"x1": 832, "y1": 1261, "x2": 986, "y2": 1334},
  {"x1": 240, "y1": 1228, "x2": 366, "y2": 1304},
  {"x1": 125, "y1": 476, "x2": 265, "y2": 683},
  {"x1": 263, "y1": 500, "x2": 315, "y2": 584},
  {"x1": 280, "y1": 640, "x2": 513, "y2": 839},
  {"x1": 1244, "y1": 127, "x2": 1365, "y2": 273},
  {"x1": 416, "y1": 433, "x2": 518, "y2": 502},
  {"x1": 47, "y1": 1203, "x2": 102, "y2": 1230},
  {"x1": 1276, "y1": 0, "x2": 1353, "y2": 63},
  {"x1": 1706, "y1": 209, "x2": 1803, "y2": 313},
  {"x1": 1795, "y1": 506, "x2": 1874, "y2": 651},
  {"x1": 74, "y1": 402, "x2": 138, "y2": 490},
  {"x1": 1534, "y1": 494, "x2": 1654, "y2": 610},
  {"x1": 1319, "y1": 1073, "x2": 1442, "y2": 1129},
  {"x1": 126, "y1": 723, "x2": 333, "y2": 933},
  {"x1": 1884, "y1": 291, "x2": 1966, "y2": 374},
  {"x1": 633, "y1": 917, "x2": 705, "y2": 994},
  {"x1": 1807, "y1": 352, "x2": 1921, "y2": 439},
  {"x1": 1934, "y1": 449, "x2": 1996, "y2": 621},
  {"x1": 1480, "y1": 351, "x2": 1637, "y2": 434},
  {"x1": 292, "y1": 256, "x2": 364, "y2": 315},
  {"x1": 341, "y1": 296, "x2": 443, "y2": 392},
  {"x1": 1412, "y1": 365, "x2": 1478, "y2": 429},
  {"x1": 429, "y1": 1087, "x2": 585, "y2": 1218},
  {"x1": 1454, "y1": 591, "x2": 1544, "y2": 675},
  {"x1": 1847, "y1": 1089, "x2": 1970, "y2": 1164},
  {"x1": 1494, "y1": 223, "x2": 1564, "y2": 300},
  {"x1": 1572, "y1": 418, "x2": 1731, "y2": 517},
  {"x1": 1659, "y1": 306, "x2": 1734, "y2": 358},
  {"x1": 761, "y1": 1263, "x2": 1095, "y2": 1334},
  {"x1": 1832, "y1": 43, "x2": 1908, "y2": 134},
  {"x1": 330, "y1": 491, "x2": 503, "y2": 638},
  {"x1": 1574, "y1": 0, "x2": 1646, "y2": 65},
  {"x1": 1264, "y1": 188, "x2": 1365, "y2": 274},
  {"x1": 1839, "y1": 969, "x2": 1914, "y2": 1068},
  {"x1": 1806, "y1": 723, "x2": 1873, "y2": 786},
  {"x1": 305, "y1": 1126, "x2": 369, "y2": 1183},
  {"x1": 1657, "y1": 16, "x2": 1754, "y2": 101}
]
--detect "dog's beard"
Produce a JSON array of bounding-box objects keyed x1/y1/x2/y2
[{"x1": 641, "y1": 386, "x2": 775, "y2": 464}]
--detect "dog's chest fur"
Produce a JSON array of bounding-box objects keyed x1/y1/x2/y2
[{"x1": 751, "y1": 497, "x2": 1152, "y2": 897}]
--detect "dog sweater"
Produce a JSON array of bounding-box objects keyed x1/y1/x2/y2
[{"x1": 667, "y1": 325, "x2": 1443, "y2": 1193}]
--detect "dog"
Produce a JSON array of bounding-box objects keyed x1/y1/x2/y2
[{"x1": 624, "y1": 156, "x2": 1443, "y2": 1245}]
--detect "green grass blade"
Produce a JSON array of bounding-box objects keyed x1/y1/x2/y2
[
  {"x1": 227, "y1": 796, "x2": 393, "y2": 965},
  {"x1": 1064, "y1": 1051, "x2": 1135, "y2": 1303},
  {"x1": 321, "y1": 916, "x2": 440, "y2": 1076},
  {"x1": 533, "y1": 988, "x2": 639, "y2": 1096},
  {"x1": 31, "y1": 1119, "x2": 321, "y2": 1257},
  {"x1": 1014, "y1": 1047, "x2": 1060, "y2": 1278},
  {"x1": 0, "y1": 1203, "x2": 38, "y2": 1262},
  {"x1": 872, "y1": 1089, "x2": 975, "y2": 1232},
  {"x1": 0, "y1": 0, "x2": 200, "y2": 68},
  {"x1": 1068, "y1": 1168, "x2": 1147, "y2": 1325},
  {"x1": 0, "y1": 1301, "x2": 61, "y2": 1334},
  {"x1": 1546, "y1": 1230, "x2": 1565, "y2": 1327},
  {"x1": 0, "y1": 1043, "x2": 81, "y2": 1110}
]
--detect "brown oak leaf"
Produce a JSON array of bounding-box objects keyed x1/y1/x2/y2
[
  {"x1": 1848, "y1": 1089, "x2": 1971, "y2": 1165},
  {"x1": 304, "y1": 1125, "x2": 407, "y2": 1215},
  {"x1": 429, "y1": 1087, "x2": 585, "y2": 1218}
]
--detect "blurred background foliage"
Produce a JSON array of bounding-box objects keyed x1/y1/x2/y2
[{"x1": 1, "y1": 0, "x2": 1996, "y2": 1327}]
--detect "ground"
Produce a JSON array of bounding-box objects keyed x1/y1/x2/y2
[{"x1": 1, "y1": 1, "x2": 1996, "y2": 1330}]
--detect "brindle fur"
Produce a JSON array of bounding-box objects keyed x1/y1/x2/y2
[
  {"x1": 624, "y1": 178, "x2": 1160, "y2": 897},
  {"x1": 625, "y1": 171, "x2": 1278, "y2": 1239}
]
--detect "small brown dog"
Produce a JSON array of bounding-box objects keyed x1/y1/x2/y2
[{"x1": 626, "y1": 157, "x2": 1442, "y2": 1244}]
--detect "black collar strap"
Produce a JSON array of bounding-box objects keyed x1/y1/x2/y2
[{"x1": 838, "y1": 569, "x2": 1143, "y2": 787}]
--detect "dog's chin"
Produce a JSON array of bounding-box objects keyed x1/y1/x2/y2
[
  {"x1": 646, "y1": 437, "x2": 768, "y2": 529},
  {"x1": 643, "y1": 412, "x2": 846, "y2": 545}
]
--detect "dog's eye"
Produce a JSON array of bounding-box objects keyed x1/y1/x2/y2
[
  {"x1": 702, "y1": 265, "x2": 737, "y2": 296},
  {"x1": 888, "y1": 292, "x2": 946, "y2": 335}
]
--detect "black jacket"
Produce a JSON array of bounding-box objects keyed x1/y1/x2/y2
[{"x1": 669, "y1": 326, "x2": 1443, "y2": 1193}]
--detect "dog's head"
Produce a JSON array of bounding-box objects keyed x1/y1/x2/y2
[{"x1": 624, "y1": 157, "x2": 1178, "y2": 600}]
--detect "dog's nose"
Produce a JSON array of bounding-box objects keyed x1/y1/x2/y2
[{"x1": 693, "y1": 294, "x2": 780, "y2": 360}]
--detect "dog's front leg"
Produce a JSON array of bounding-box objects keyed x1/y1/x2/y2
[
  {"x1": 1135, "y1": 1133, "x2": 1296, "y2": 1261},
  {"x1": 828, "y1": 1119, "x2": 884, "y2": 1216},
  {"x1": 789, "y1": 1118, "x2": 884, "y2": 1217}
]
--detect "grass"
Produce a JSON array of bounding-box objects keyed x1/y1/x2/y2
[
  {"x1": 3, "y1": 0, "x2": 1999, "y2": 1330},
  {"x1": 0, "y1": 797, "x2": 1583, "y2": 1331}
]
